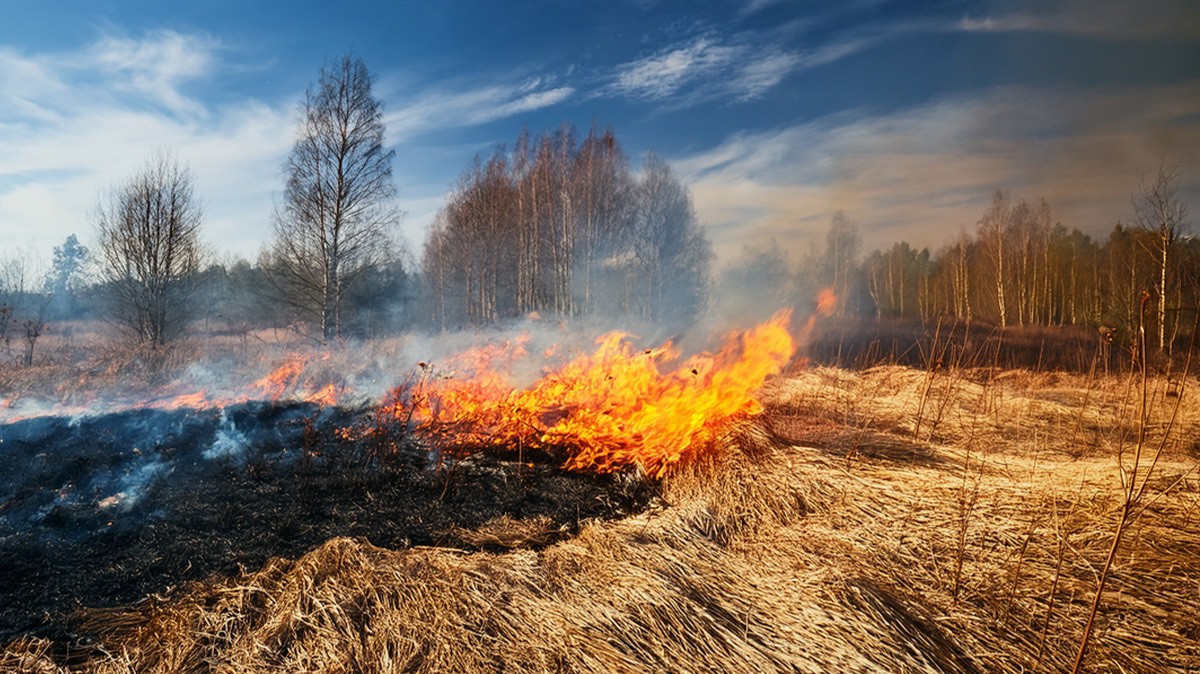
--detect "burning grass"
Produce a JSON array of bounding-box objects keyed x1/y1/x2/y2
[
  {"x1": 384, "y1": 310, "x2": 795, "y2": 477},
  {"x1": 3, "y1": 306, "x2": 1200, "y2": 672},
  {"x1": 3, "y1": 361, "x2": 1198, "y2": 672},
  {"x1": 0, "y1": 402, "x2": 656, "y2": 652}
]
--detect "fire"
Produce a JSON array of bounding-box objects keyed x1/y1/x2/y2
[
  {"x1": 254, "y1": 359, "x2": 308, "y2": 403},
  {"x1": 816, "y1": 287, "x2": 837, "y2": 317},
  {"x1": 387, "y1": 311, "x2": 795, "y2": 477},
  {"x1": 304, "y1": 383, "x2": 342, "y2": 407},
  {"x1": 251, "y1": 354, "x2": 345, "y2": 406},
  {"x1": 791, "y1": 288, "x2": 837, "y2": 365},
  {"x1": 160, "y1": 391, "x2": 212, "y2": 410}
]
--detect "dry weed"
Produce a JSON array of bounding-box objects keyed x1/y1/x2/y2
[{"x1": 4, "y1": 363, "x2": 1198, "y2": 672}]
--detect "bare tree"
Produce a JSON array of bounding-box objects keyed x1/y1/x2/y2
[
  {"x1": 0, "y1": 253, "x2": 29, "y2": 349},
  {"x1": 978, "y1": 190, "x2": 1013, "y2": 327},
  {"x1": 0, "y1": 251, "x2": 49, "y2": 364},
  {"x1": 824, "y1": 211, "x2": 862, "y2": 317},
  {"x1": 1134, "y1": 162, "x2": 1189, "y2": 353},
  {"x1": 629, "y1": 153, "x2": 712, "y2": 323},
  {"x1": 421, "y1": 129, "x2": 710, "y2": 328},
  {"x1": 271, "y1": 52, "x2": 399, "y2": 340},
  {"x1": 95, "y1": 152, "x2": 205, "y2": 348}
]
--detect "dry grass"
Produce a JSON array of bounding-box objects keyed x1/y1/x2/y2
[
  {"x1": 5, "y1": 365, "x2": 1200, "y2": 672},
  {"x1": 0, "y1": 321, "x2": 415, "y2": 414}
]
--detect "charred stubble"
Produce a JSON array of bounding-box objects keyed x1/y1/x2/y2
[{"x1": 0, "y1": 402, "x2": 656, "y2": 647}]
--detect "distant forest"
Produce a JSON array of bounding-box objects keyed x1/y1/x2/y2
[
  {"x1": 726, "y1": 163, "x2": 1195, "y2": 355},
  {"x1": 0, "y1": 126, "x2": 1194, "y2": 363}
]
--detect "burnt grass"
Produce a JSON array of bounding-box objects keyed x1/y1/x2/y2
[{"x1": 0, "y1": 402, "x2": 656, "y2": 645}]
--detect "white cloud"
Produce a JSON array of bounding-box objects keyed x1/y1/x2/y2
[
  {"x1": 960, "y1": 0, "x2": 1200, "y2": 40},
  {"x1": 613, "y1": 38, "x2": 738, "y2": 100},
  {"x1": 87, "y1": 31, "x2": 218, "y2": 115},
  {"x1": 606, "y1": 29, "x2": 895, "y2": 108},
  {"x1": 0, "y1": 33, "x2": 293, "y2": 259},
  {"x1": 674, "y1": 82, "x2": 1200, "y2": 266},
  {"x1": 733, "y1": 50, "x2": 801, "y2": 101},
  {"x1": 383, "y1": 78, "x2": 573, "y2": 142},
  {"x1": 609, "y1": 35, "x2": 806, "y2": 106}
]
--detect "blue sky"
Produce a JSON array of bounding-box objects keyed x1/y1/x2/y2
[{"x1": 2, "y1": 0, "x2": 1198, "y2": 268}]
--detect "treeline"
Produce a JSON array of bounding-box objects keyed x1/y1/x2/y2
[
  {"x1": 4, "y1": 157, "x2": 1194, "y2": 366},
  {"x1": 422, "y1": 124, "x2": 711, "y2": 329},
  {"x1": 720, "y1": 166, "x2": 1195, "y2": 356},
  {"x1": 858, "y1": 173, "x2": 1195, "y2": 351}
]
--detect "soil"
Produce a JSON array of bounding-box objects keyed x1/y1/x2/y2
[{"x1": 0, "y1": 402, "x2": 656, "y2": 645}]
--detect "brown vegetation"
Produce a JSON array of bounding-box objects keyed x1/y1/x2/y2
[{"x1": 3, "y1": 361, "x2": 1198, "y2": 672}]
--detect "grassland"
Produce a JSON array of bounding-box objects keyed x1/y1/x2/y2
[{"x1": 4, "y1": 349, "x2": 1198, "y2": 672}]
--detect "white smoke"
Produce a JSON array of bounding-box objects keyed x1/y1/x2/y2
[{"x1": 204, "y1": 409, "x2": 249, "y2": 461}]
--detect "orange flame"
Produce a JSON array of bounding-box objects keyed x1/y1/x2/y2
[
  {"x1": 816, "y1": 287, "x2": 837, "y2": 317},
  {"x1": 254, "y1": 359, "x2": 307, "y2": 403},
  {"x1": 387, "y1": 311, "x2": 795, "y2": 477},
  {"x1": 160, "y1": 392, "x2": 211, "y2": 410},
  {"x1": 304, "y1": 383, "x2": 342, "y2": 407}
]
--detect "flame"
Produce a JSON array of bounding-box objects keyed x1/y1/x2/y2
[
  {"x1": 254, "y1": 359, "x2": 307, "y2": 403},
  {"x1": 791, "y1": 288, "x2": 837, "y2": 366},
  {"x1": 304, "y1": 383, "x2": 342, "y2": 407},
  {"x1": 387, "y1": 311, "x2": 795, "y2": 477},
  {"x1": 0, "y1": 348, "x2": 356, "y2": 424},
  {"x1": 816, "y1": 288, "x2": 837, "y2": 317},
  {"x1": 160, "y1": 392, "x2": 212, "y2": 410}
]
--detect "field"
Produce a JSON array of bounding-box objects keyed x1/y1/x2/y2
[{"x1": 2, "y1": 324, "x2": 1199, "y2": 673}]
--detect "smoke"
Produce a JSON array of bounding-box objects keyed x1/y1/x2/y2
[
  {"x1": 203, "y1": 409, "x2": 249, "y2": 461},
  {"x1": 99, "y1": 458, "x2": 170, "y2": 512}
]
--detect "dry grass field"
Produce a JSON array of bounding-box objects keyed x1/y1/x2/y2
[{"x1": 4, "y1": 355, "x2": 1198, "y2": 673}]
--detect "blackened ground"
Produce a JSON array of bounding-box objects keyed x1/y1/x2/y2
[{"x1": 0, "y1": 403, "x2": 656, "y2": 645}]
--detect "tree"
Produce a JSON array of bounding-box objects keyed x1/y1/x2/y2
[
  {"x1": 1134, "y1": 162, "x2": 1189, "y2": 352},
  {"x1": 45, "y1": 234, "x2": 90, "y2": 296},
  {"x1": 823, "y1": 211, "x2": 862, "y2": 317},
  {"x1": 271, "y1": 52, "x2": 400, "y2": 340},
  {"x1": 43, "y1": 234, "x2": 90, "y2": 318},
  {"x1": 628, "y1": 153, "x2": 712, "y2": 323},
  {"x1": 94, "y1": 152, "x2": 205, "y2": 348},
  {"x1": 977, "y1": 190, "x2": 1013, "y2": 327},
  {"x1": 0, "y1": 251, "x2": 51, "y2": 365},
  {"x1": 865, "y1": 242, "x2": 928, "y2": 320}
]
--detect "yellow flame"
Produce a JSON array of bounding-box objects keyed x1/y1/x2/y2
[{"x1": 386, "y1": 310, "x2": 795, "y2": 477}]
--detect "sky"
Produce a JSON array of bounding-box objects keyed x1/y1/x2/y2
[{"x1": 1, "y1": 0, "x2": 1198, "y2": 270}]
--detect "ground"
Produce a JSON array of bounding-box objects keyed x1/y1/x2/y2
[{"x1": 2, "y1": 360, "x2": 1199, "y2": 673}]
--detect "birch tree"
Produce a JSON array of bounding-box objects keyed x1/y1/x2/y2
[
  {"x1": 1134, "y1": 163, "x2": 1189, "y2": 352},
  {"x1": 271, "y1": 53, "x2": 399, "y2": 340}
]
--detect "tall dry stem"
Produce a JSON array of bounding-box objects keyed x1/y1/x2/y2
[{"x1": 1071, "y1": 295, "x2": 1197, "y2": 673}]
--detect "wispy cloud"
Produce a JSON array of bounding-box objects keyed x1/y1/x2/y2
[
  {"x1": 383, "y1": 77, "x2": 573, "y2": 141},
  {"x1": 87, "y1": 31, "x2": 219, "y2": 115},
  {"x1": 960, "y1": 0, "x2": 1200, "y2": 40},
  {"x1": 0, "y1": 32, "x2": 293, "y2": 257},
  {"x1": 612, "y1": 38, "x2": 738, "y2": 100},
  {"x1": 674, "y1": 82, "x2": 1200, "y2": 265},
  {"x1": 609, "y1": 34, "x2": 806, "y2": 106}
]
